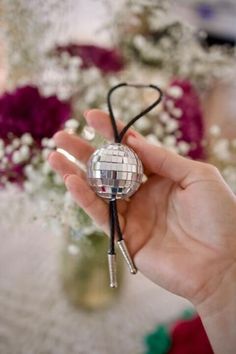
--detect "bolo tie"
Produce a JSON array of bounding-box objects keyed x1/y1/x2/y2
[{"x1": 87, "y1": 82, "x2": 163, "y2": 287}]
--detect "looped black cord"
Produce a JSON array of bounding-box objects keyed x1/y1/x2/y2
[
  {"x1": 107, "y1": 82, "x2": 163, "y2": 255},
  {"x1": 107, "y1": 83, "x2": 163, "y2": 143}
]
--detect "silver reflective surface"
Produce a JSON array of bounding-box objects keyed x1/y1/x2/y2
[{"x1": 87, "y1": 143, "x2": 143, "y2": 199}]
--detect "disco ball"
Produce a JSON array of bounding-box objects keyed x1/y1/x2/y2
[{"x1": 87, "y1": 143, "x2": 143, "y2": 199}]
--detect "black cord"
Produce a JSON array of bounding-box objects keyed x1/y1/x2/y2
[
  {"x1": 107, "y1": 82, "x2": 163, "y2": 255},
  {"x1": 112, "y1": 199, "x2": 123, "y2": 242},
  {"x1": 107, "y1": 83, "x2": 127, "y2": 143},
  {"x1": 107, "y1": 83, "x2": 163, "y2": 143},
  {"x1": 109, "y1": 199, "x2": 115, "y2": 255}
]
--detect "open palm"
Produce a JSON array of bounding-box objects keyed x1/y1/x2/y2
[{"x1": 49, "y1": 109, "x2": 236, "y2": 306}]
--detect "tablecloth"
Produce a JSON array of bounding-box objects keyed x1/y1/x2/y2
[{"x1": 0, "y1": 199, "x2": 189, "y2": 354}]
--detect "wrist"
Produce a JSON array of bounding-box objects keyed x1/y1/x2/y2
[
  {"x1": 195, "y1": 263, "x2": 236, "y2": 354},
  {"x1": 195, "y1": 263, "x2": 236, "y2": 316}
]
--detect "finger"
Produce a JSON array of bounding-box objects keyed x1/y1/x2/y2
[
  {"x1": 85, "y1": 109, "x2": 145, "y2": 143},
  {"x1": 48, "y1": 151, "x2": 85, "y2": 179},
  {"x1": 53, "y1": 130, "x2": 94, "y2": 164},
  {"x1": 49, "y1": 152, "x2": 128, "y2": 216},
  {"x1": 127, "y1": 135, "x2": 214, "y2": 188},
  {"x1": 64, "y1": 174, "x2": 125, "y2": 233}
]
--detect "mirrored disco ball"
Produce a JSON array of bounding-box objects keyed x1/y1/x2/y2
[{"x1": 87, "y1": 143, "x2": 143, "y2": 199}]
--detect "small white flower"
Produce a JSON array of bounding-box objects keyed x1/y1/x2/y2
[
  {"x1": 64, "y1": 190, "x2": 73, "y2": 204},
  {"x1": 135, "y1": 116, "x2": 151, "y2": 130},
  {"x1": 154, "y1": 124, "x2": 164, "y2": 138},
  {"x1": 178, "y1": 141, "x2": 190, "y2": 155},
  {"x1": 24, "y1": 181, "x2": 34, "y2": 193},
  {"x1": 146, "y1": 134, "x2": 162, "y2": 146},
  {"x1": 65, "y1": 118, "x2": 80, "y2": 130},
  {"x1": 209, "y1": 125, "x2": 221, "y2": 137},
  {"x1": 165, "y1": 99, "x2": 175, "y2": 111},
  {"x1": 133, "y1": 35, "x2": 146, "y2": 49},
  {"x1": 165, "y1": 119, "x2": 179, "y2": 133},
  {"x1": 70, "y1": 56, "x2": 82, "y2": 68},
  {"x1": 5, "y1": 144, "x2": 15, "y2": 154},
  {"x1": 82, "y1": 126, "x2": 95, "y2": 141},
  {"x1": 42, "y1": 148, "x2": 52, "y2": 160},
  {"x1": 0, "y1": 139, "x2": 4, "y2": 148},
  {"x1": 42, "y1": 161, "x2": 52, "y2": 175},
  {"x1": 53, "y1": 173, "x2": 63, "y2": 185},
  {"x1": 12, "y1": 138, "x2": 21, "y2": 149},
  {"x1": 5, "y1": 145, "x2": 14, "y2": 154},
  {"x1": 167, "y1": 86, "x2": 183, "y2": 99},
  {"x1": 47, "y1": 139, "x2": 56, "y2": 149},
  {"x1": 21, "y1": 133, "x2": 33, "y2": 145},
  {"x1": 67, "y1": 244, "x2": 79, "y2": 256},
  {"x1": 213, "y1": 139, "x2": 230, "y2": 161},
  {"x1": 19, "y1": 145, "x2": 30, "y2": 160},
  {"x1": 12, "y1": 151, "x2": 22, "y2": 164},
  {"x1": 24, "y1": 164, "x2": 34, "y2": 177},
  {"x1": 0, "y1": 150, "x2": 4, "y2": 159},
  {"x1": 163, "y1": 135, "x2": 177, "y2": 147},
  {"x1": 172, "y1": 108, "x2": 183, "y2": 119},
  {"x1": 41, "y1": 138, "x2": 49, "y2": 147},
  {"x1": 159, "y1": 112, "x2": 170, "y2": 123}
]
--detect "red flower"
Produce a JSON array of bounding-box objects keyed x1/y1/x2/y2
[
  {"x1": 57, "y1": 44, "x2": 124, "y2": 73},
  {"x1": 169, "y1": 316, "x2": 213, "y2": 354},
  {"x1": 0, "y1": 85, "x2": 71, "y2": 142}
]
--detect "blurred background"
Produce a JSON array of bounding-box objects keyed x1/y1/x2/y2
[{"x1": 0, "y1": 1, "x2": 236, "y2": 353}]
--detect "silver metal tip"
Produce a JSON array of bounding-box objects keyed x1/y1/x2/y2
[
  {"x1": 131, "y1": 268, "x2": 137, "y2": 275},
  {"x1": 108, "y1": 254, "x2": 118, "y2": 288},
  {"x1": 117, "y1": 240, "x2": 137, "y2": 274}
]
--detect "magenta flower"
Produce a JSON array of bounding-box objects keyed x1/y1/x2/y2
[
  {"x1": 0, "y1": 85, "x2": 71, "y2": 142},
  {"x1": 166, "y1": 79, "x2": 205, "y2": 160},
  {"x1": 0, "y1": 85, "x2": 71, "y2": 187},
  {"x1": 57, "y1": 44, "x2": 124, "y2": 73},
  {"x1": 169, "y1": 316, "x2": 213, "y2": 354}
]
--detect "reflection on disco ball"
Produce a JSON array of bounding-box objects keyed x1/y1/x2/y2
[{"x1": 87, "y1": 143, "x2": 143, "y2": 199}]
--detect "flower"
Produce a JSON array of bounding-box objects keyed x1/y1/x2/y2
[
  {"x1": 0, "y1": 85, "x2": 71, "y2": 142},
  {"x1": 57, "y1": 44, "x2": 124, "y2": 73},
  {"x1": 165, "y1": 80, "x2": 205, "y2": 160},
  {"x1": 0, "y1": 85, "x2": 71, "y2": 187},
  {"x1": 144, "y1": 313, "x2": 213, "y2": 354},
  {"x1": 169, "y1": 316, "x2": 213, "y2": 354}
]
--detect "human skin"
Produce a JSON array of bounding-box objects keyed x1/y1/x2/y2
[{"x1": 48, "y1": 109, "x2": 236, "y2": 354}]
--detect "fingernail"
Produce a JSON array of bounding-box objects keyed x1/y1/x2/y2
[
  {"x1": 129, "y1": 131, "x2": 137, "y2": 138},
  {"x1": 127, "y1": 135, "x2": 137, "y2": 145},
  {"x1": 83, "y1": 110, "x2": 90, "y2": 118},
  {"x1": 63, "y1": 174, "x2": 71, "y2": 182}
]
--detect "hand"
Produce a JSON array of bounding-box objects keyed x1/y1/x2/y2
[{"x1": 48, "y1": 109, "x2": 236, "y2": 307}]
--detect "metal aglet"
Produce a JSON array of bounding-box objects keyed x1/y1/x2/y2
[
  {"x1": 117, "y1": 240, "x2": 137, "y2": 274},
  {"x1": 108, "y1": 253, "x2": 118, "y2": 288}
]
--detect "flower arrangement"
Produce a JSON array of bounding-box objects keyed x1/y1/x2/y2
[
  {"x1": 0, "y1": 85, "x2": 71, "y2": 186},
  {"x1": 0, "y1": 0, "x2": 236, "y2": 234}
]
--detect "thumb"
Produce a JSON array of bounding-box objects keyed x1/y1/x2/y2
[{"x1": 127, "y1": 135, "x2": 211, "y2": 188}]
